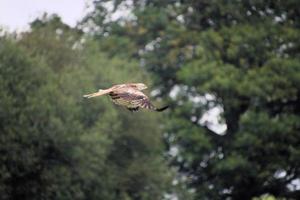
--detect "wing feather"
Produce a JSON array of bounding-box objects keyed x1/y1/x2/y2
[
  {"x1": 109, "y1": 87, "x2": 168, "y2": 112},
  {"x1": 109, "y1": 91, "x2": 155, "y2": 110}
]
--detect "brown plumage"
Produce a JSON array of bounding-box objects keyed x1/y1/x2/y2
[{"x1": 83, "y1": 83, "x2": 168, "y2": 112}]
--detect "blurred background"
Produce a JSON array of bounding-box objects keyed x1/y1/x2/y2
[{"x1": 0, "y1": 0, "x2": 299, "y2": 200}]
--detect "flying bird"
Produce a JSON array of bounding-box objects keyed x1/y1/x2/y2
[{"x1": 83, "y1": 83, "x2": 168, "y2": 112}]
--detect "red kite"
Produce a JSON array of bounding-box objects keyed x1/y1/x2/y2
[{"x1": 83, "y1": 83, "x2": 168, "y2": 112}]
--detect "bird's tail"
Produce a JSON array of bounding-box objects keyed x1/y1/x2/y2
[
  {"x1": 83, "y1": 89, "x2": 110, "y2": 98},
  {"x1": 154, "y1": 105, "x2": 169, "y2": 112}
]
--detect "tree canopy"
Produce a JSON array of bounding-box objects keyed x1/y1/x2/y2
[
  {"x1": 83, "y1": 0, "x2": 300, "y2": 199},
  {"x1": 0, "y1": 15, "x2": 171, "y2": 200},
  {"x1": 1, "y1": 1, "x2": 300, "y2": 199}
]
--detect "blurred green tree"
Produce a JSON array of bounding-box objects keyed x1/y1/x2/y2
[
  {"x1": 84, "y1": 0, "x2": 300, "y2": 199},
  {"x1": 0, "y1": 15, "x2": 171, "y2": 200}
]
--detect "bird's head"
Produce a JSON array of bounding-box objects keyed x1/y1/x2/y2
[{"x1": 134, "y1": 83, "x2": 148, "y2": 90}]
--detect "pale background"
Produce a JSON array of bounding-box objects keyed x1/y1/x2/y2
[{"x1": 0, "y1": 0, "x2": 89, "y2": 32}]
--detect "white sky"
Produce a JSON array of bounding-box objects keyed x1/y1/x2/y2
[{"x1": 0, "y1": 0, "x2": 89, "y2": 32}]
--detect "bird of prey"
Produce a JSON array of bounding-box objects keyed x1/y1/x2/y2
[{"x1": 83, "y1": 83, "x2": 168, "y2": 112}]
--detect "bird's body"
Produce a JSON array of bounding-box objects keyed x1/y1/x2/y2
[{"x1": 83, "y1": 83, "x2": 168, "y2": 112}]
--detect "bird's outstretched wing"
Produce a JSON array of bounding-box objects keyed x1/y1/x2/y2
[{"x1": 110, "y1": 91, "x2": 168, "y2": 112}]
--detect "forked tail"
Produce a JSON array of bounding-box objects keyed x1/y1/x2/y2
[{"x1": 83, "y1": 89, "x2": 110, "y2": 98}]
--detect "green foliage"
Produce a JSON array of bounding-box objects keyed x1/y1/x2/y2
[
  {"x1": 0, "y1": 16, "x2": 171, "y2": 200},
  {"x1": 85, "y1": 0, "x2": 300, "y2": 199},
  {"x1": 2, "y1": 1, "x2": 300, "y2": 199}
]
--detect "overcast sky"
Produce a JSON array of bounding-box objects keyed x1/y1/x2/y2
[{"x1": 0, "y1": 0, "x2": 89, "y2": 32}]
